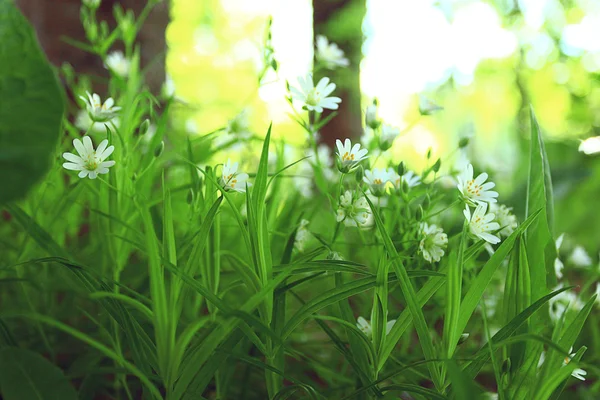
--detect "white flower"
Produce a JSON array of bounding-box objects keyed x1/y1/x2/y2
[
  {"x1": 163, "y1": 75, "x2": 176, "y2": 98},
  {"x1": 62, "y1": 136, "x2": 115, "y2": 179},
  {"x1": 419, "y1": 223, "x2": 448, "y2": 263},
  {"x1": 554, "y1": 234, "x2": 565, "y2": 279},
  {"x1": 464, "y1": 204, "x2": 501, "y2": 244},
  {"x1": 365, "y1": 101, "x2": 380, "y2": 129},
  {"x1": 391, "y1": 170, "x2": 421, "y2": 191},
  {"x1": 489, "y1": 203, "x2": 518, "y2": 237},
  {"x1": 356, "y1": 316, "x2": 396, "y2": 337},
  {"x1": 315, "y1": 35, "x2": 349, "y2": 69},
  {"x1": 74, "y1": 110, "x2": 120, "y2": 133},
  {"x1": 219, "y1": 159, "x2": 250, "y2": 193},
  {"x1": 79, "y1": 91, "x2": 121, "y2": 123},
  {"x1": 290, "y1": 74, "x2": 341, "y2": 113},
  {"x1": 568, "y1": 246, "x2": 593, "y2": 267},
  {"x1": 549, "y1": 285, "x2": 584, "y2": 322},
  {"x1": 379, "y1": 124, "x2": 400, "y2": 150},
  {"x1": 418, "y1": 95, "x2": 443, "y2": 115},
  {"x1": 335, "y1": 139, "x2": 368, "y2": 173},
  {"x1": 402, "y1": 170, "x2": 421, "y2": 189},
  {"x1": 294, "y1": 219, "x2": 311, "y2": 252},
  {"x1": 336, "y1": 191, "x2": 371, "y2": 227},
  {"x1": 104, "y1": 51, "x2": 130, "y2": 77},
  {"x1": 363, "y1": 168, "x2": 391, "y2": 196},
  {"x1": 563, "y1": 347, "x2": 587, "y2": 381},
  {"x1": 457, "y1": 164, "x2": 498, "y2": 205},
  {"x1": 578, "y1": 136, "x2": 600, "y2": 155}
]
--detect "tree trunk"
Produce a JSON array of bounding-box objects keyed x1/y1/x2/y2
[
  {"x1": 313, "y1": 0, "x2": 366, "y2": 147},
  {"x1": 15, "y1": 0, "x2": 168, "y2": 93}
]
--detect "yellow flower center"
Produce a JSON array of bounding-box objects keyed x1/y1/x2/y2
[
  {"x1": 466, "y1": 179, "x2": 482, "y2": 196},
  {"x1": 84, "y1": 154, "x2": 98, "y2": 171},
  {"x1": 373, "y1": 178, "x2": 382, "y2": 185},
  {"x1": 342, "y1": 152, "x2": 355, "y2": 162}
]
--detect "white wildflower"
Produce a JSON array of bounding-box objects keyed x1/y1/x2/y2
[
  {"x1": 219, "y1": 159, "x2": 250, "y2": 193},
  {"x1": 294, "y1": 219, "x2": 311, "y2": 252},
  {"x1": 563, "y1": 347, "x2": 587, "y2": 381},
  {"x1": 363, "y1": 168, "x2": 392, "y2": 196},
  {"x1": 365, "y1": 101, "x2": 381, "y2": 129},
  {"x1": 290, "y1": 74, "x2": 341, "y2": 113},
  {"x1": 554, "y1": 234, "x2": 565, "y2": 279},
  {"x1": 464, "y1": 204, "x2": 501, "y2": 244},
  {"x1": 568, "y1": 246, "x2": 592, "y2": 267},
  {"x1": 356, "y1": 316, "x2": 396, "y2": 337},
  {"x1": 391, "y1": 170, "x2": 421, "y2": 192},
  {"x1": 549, "y1": 285, "x2": 584, "y2": 322},
  {"x1": 315, "y1": 35, "x2": 349, "y2": 69},
  {"x1": 104, "y1": 51, "x2": 130, "y2": 77},
  {"x1": 335, "y1": 139, "x2": 368, "y2": 173},
  {"x1": 418, "y1": 95, "x2": 443, "y2": 115},
  {"x1": 457, "y1": 164, "x2": 498, "y2": 205},
  {"x1": 419, "y1": 223, "x2": 448, "y2": 263},
  {"x1": 79, "y1": 91, "x2": 121, "y2": 123},
  {"x1": 578, "y1": 136, "x2": 600, "y2": 155},
  {"x1": 379, "y1": 124, "x2": 400, "y2": 150},
  {"x1": 489, "y1": 203, "x2": 518, "y2": 237},
  {"x1": 336, "y1": 191, "x2": 371, "y2": 227},
  {"x1": 62, "y1": 136, "x2": 115, "y2": 179}
]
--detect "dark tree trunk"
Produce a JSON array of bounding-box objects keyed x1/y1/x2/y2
[
  {"x1": 15, "y1": 0, "x2": 168, "y2": 93},
  {"x1": 313, "y1": 0, "x2": 366, "y2": 147}
]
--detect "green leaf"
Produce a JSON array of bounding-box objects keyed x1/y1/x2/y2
[
  {"x1": 456, "y1": 209, "x2": 542, "y2": 339},
  {"x1": 0, "y1": 347, "x2": 77, "y2": 400},
  {"x1": 0, "y1": 0, "x2": 64, "y2": 203},
  {"x1": 444, "y1": 224, "x2": 467, "y2": 359},
  {"x1": 525, "y1": 108, "x2": 556, "y2": 312},
  {"x1": 363, "y1": 193, "x2": 442, "y2": 390},
  {"x1": 463, "y1": 285, "x2": 572, "y2": 379}
]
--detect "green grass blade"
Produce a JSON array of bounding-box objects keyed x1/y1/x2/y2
[
  {"x1": 456, "y1": 209, "x2": 542, "y2": 339},
  {"x1": 363, "y1": 194, "x2": 442, "y2": 390}
]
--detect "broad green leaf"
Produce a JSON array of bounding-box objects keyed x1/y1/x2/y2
[
  {"x1": 0, "y1": 347, "x2": 77, "y2": 400},
  {"x1": 525, "y1": 108, "x2": 556, "y2": 314},
  {"x1": 0, "y1": 0, "x2": 64, "y2": 203}
]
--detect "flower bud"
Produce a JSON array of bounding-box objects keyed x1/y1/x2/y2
[
  {"x1": 154, "y1": 141, "x2": 164, "y2": 158},
  {"x1": 458, "y1": 137, "x2": 470, "y2": 148},
  {"x1": 139, "y1": 119, "x2": 150, "y2": 136},
  {"x1": 401, "y1": 179, "x2": 409, "y2": 195},
  {"x1": 355, "y1": 165, "x2": 364, "y2": 182},
  {"x1": 426, "y1": 148, "x2": 432, "y2": 159},
  {"x1": 423, "y1": 194, "x2": 431, "y2": 210},
  {"x1": 327, "y1": 251, "x2": 343, "y2": 260},
  {"x1": 501, "y1": 358, "x2": 511, "y2": 375},
  {"x1": 365, "y1": 99, "x2": 381, "y2": 130},
  {"x1": 432, "y1": 158, "x2": 441, "y2": 173},
  {"x1": 458, "y1": 333, "x2": 469, "y2": 345},
  {"x1": 397, "y1": 161, "x2": 405, "y2": 177},
  {"x1": 416, "y1": 205, "x2": 423, "y2": 221},
  {"x1": 187, "y1": 189, "x2": 194, "y2": 205}
]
